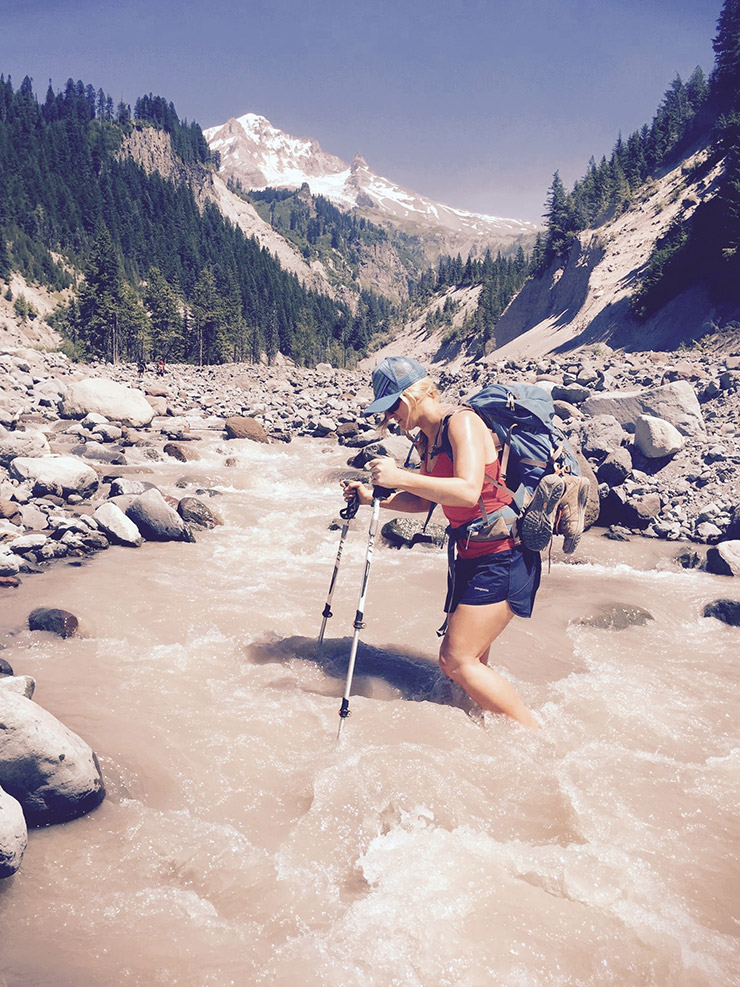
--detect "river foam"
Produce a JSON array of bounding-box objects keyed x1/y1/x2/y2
[{"x1": 0, "y1": 435, "x2": 738, "y2": 986}]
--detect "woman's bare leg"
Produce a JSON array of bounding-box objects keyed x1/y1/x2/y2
[{"x1": 439, "y1": 601, "x2": 540, "y2": 729}]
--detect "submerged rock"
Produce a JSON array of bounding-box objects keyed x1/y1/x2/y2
[
  {"x1": 703, "y1": 599, "x2": 740, "y2": 626},
  {"x1": 28, "y1": 607, "x2": 79, "y2": 639},
  {"x1": 580, "y1": 604, "x2": 655, "y2": 630}
]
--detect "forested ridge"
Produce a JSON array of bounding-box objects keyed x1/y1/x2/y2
[
  {"x1": 0, "y1": 75, "x2": 374, "y2": 366},
  {"x1": 537, "y1": 0, "x2": 740, "y2": 320}
]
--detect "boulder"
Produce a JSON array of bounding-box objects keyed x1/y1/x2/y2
[
  {"x1": 0, "y1": 428, "x2": 50, "y2": 467},
  {"x1": 633, "y1": 415, "x2": 685, "y2": 458},
  {"x1": 581, "y1": 380, "x2": 705, "y2": 436},
  {"x1": 177, "y1": 497, "x2": 223, "y2": 529},
  {"x1": 224, "y1": 416, "x2": 268, "y2": 442},
  {"x1": 551, "y1": 383, "x2": 592, "y2": 404},
  {"x1": 93, "y1": 502, "x2": 143, "y2": 547},
  {"x1": 126, "y1": 488, "x2": 195, "y2": 542},
  {"x1": 0, "y1": 676, "x2": 36, "y2": 699},
  {"x1": 0, "y1": 783, "x2": 27, "y2": 878},
  {"x1": 0, "y1": 690, "x2": 106, "y2": 826},
  {"x1": 109, "y1": 477, "x2": 156, "y2": 497},
  {"x1": 579, "y1": 415, "x2": 627, "y2": 461},
  {"x1": 705, "y1": 541, "x2": 740, "y2": 577},
  {"x1": 28, "y1": 607, "x2": 79, "y2": 639},
  {"x1": 0, "y1": 500, "x2": 23, "y2": 525},
  {"x1": 381, "y1": 517, "x2": 447, "y2": 549},
  {"x1": 703, "y1": 599, "x2": 740, "y2": 626},
  {"x1": 596, "y1": 447, "x2": 632, "y2": 487},
  {"x1": 62, "y1": 378, "x2": 154, "y2": 427},
  {"x1": 9, "y1": 456, "x2": 99, "y2": 499}
]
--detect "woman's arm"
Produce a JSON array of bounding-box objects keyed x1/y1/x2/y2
[{"x1": 367, "y1": 413, "x2": 489, "y2": 508}]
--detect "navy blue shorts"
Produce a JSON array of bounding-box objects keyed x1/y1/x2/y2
[{"x1": 450, "y1": 546, "x2": 541, "y2": 618}]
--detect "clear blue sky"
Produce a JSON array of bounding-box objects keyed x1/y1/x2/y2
[{"x1": 1, "y1": 0, "x2": 720, "y2": 223}]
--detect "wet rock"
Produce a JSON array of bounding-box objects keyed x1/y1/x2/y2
[
  {"x1": 381, "y1": 517, "x2": 447, "y2": 549},
  {"x1": 0, "y1": 576, "x2": 21, "y2": 590},
  {"x1": 0, "y1": 657, "x2": 13, "y2": 676},
  {"x1": 126, "y1": 488, "x2": 195, "y2": 542},
  {"x1": 703, "y1": 599, "x2": 740, "y2": 626},
  {"x1": 0, "y1": 690, "x2": 106, "y2": 826},
  {"x1": 634, "y1": 414, "x2": 685, "y2": 458},
  {"x1": 177, "y1": 497, "x2": 223, "y2": 530},
  {"x1": 9, "y1": 456, "x2": 99, "y2": 499},
  {"x1": 163, "y1": 442, "x2": 199, "y2": 463},
  {"x1": 675, "y1": 550, "x2": 701, "y2": 569},
  {"x1": 580, "y1": 604, "x2": 655, "y2": 630},
  {"x1": 109, "y1": 477, "x2": 156, "y2": 497},
  {"x1": 705, "y1": 540, "x2": 740, "y2": 577},
  {"x1": 0, "y1": 554, "x2": 20, "y2": 576},
  {"x1": 93, "y1": 502, "x2": 143, "y2": 547},
  {"x1": 224, "y1": 416, "x2": 268, "y2": 442},
  {"x1": 0, "y1": 427, "x2": 50, "y2": 466},
  {"x1": 28, "y1": 607, "x2": 79, "y2": 639},
  {"x1": 0, "y1": 783, "x2": 27, "y2": 878},
  {"x1": 62, "y1": 378, "x2": 154, "y2": 427}
]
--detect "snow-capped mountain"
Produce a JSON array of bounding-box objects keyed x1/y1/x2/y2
[{"x1": 204, "y1": 113, "x2": 538, "y2": 258}]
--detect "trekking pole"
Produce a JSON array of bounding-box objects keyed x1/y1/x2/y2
[
  {"x1": 317, "y1": 488, "x2": 359, "y2": 659},
  {"x1": 337, "y1": 485, "x2": 393, "y2": 740}
]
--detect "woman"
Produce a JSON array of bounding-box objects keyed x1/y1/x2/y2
[{"x1": 343, "y1": 356, "x2": 542, "y2": 729}]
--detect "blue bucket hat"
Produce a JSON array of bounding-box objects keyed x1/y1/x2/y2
[{"x1": 362, "y1": 356, "x2": 428, "y2": 417}]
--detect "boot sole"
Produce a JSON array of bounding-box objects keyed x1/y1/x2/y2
[{"x1": 521, "y1": 476, "x2": 566, "y2": 551}]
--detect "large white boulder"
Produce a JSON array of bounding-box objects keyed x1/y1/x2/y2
[
  {"x1": 634, "y1": 414, "x2": 685, "y2": 458},
  {"x1": 0, "y1": 690, "x2": 106, "y2": 826},
  {"x1": 0, "y1": 426, "x2": 50, "y2": 466},
  {"x1": 581, "y1": 380, "x2": 705, "y2": 436},
  {"x1": 93, "y1": 501, "x2": 143, "y2": 547},
  {"x1": 0, "y1": 783, "x2": 27, "y2": 878},
  {"x1": 9, "y1": 455, "x2": 99, "y2": 498},
  {"x1": 62, "y1": 378, "x2": 154, "y2": 427}
]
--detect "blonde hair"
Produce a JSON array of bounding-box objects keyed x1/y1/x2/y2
[{"x1": 378, "y1": 375, "x2": 441, "y2": 435}]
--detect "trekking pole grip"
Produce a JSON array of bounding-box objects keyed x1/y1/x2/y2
[{"x1": 372, "y1": 485, "x2": 395, "y2": 500}]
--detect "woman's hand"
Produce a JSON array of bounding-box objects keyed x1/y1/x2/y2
[
  {"x1": 341, "y1": 479, "x2": 373, "y2": 507},
  {"x1": 367, "y1": 456, "x2": 403, "y2": 492}
]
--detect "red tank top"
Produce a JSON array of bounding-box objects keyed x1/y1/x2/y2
[{"x1": 423, "y1": 416, "x2": 515, "y2": 559}]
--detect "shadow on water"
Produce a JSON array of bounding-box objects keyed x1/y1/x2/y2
[{"x1": 244, "y1": 634, "x2": 477, "y2": 715}]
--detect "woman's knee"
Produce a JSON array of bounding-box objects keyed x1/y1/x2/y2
[{"x1": 439, "y1": 645, "x2": 475, "y2": 683}]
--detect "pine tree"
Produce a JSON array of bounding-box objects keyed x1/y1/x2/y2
[
  {"x1": 711, "y1": 0, "x2": 740, "y2": 112},
  {"x1": 143, "y1": 267, "x2": 181, "y2": 359},
  {"x1": 76, "y1": 225, "x2": 125, "y2": 360}
]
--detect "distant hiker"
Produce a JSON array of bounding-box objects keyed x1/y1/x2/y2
[
  {"x1": 157, "y1": 358, "x2": 166, "y2": 376},
  {"x1": 137, "y1": 359, "x2": 146, "y2": 374},
  {"x1": 343, "y1": 356, "x2": 585, "y2": 729}
]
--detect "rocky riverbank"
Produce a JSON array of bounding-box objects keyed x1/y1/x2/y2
[{"x1": 1, "y1": 340, "x2": 739, "y2": 878}]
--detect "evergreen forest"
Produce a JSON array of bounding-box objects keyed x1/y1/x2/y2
[{"x1": 0, "y1": 76, "x2": 370, "y2": 366}]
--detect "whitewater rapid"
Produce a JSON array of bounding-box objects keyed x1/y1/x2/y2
[{"x1": 0, "y1": 433, "x2": 738, "y2": 986}]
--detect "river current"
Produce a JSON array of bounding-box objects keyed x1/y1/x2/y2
[{"x1": 0, "y1": 430, "x2": 738, "y2": 986}]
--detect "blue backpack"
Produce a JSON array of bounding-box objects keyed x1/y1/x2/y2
[{"x1": 435, "y1": 382, "x2": 581, "y2": 544}]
